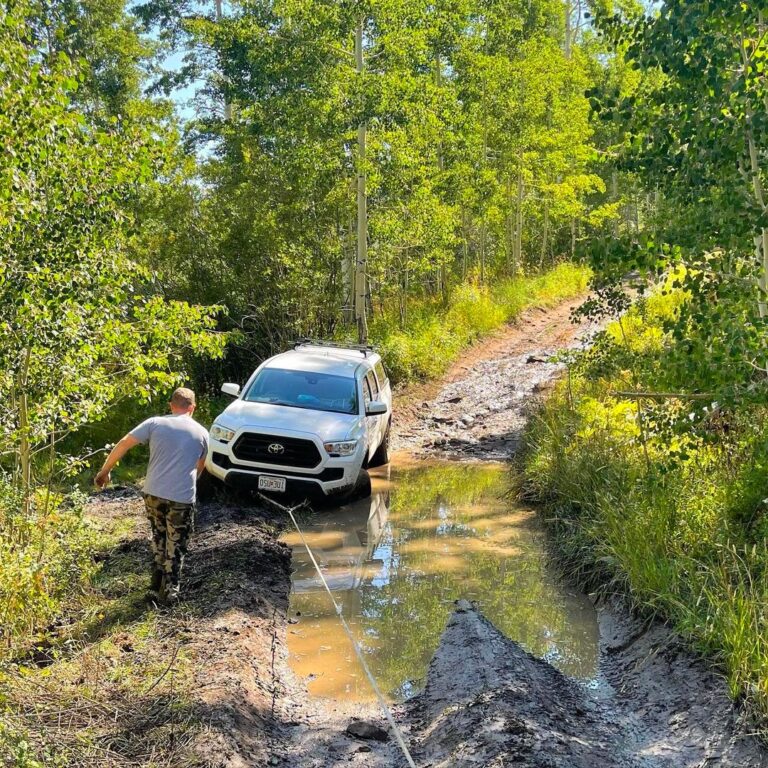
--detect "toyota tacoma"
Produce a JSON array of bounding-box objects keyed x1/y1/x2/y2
[{"x1": 206, "y1": 341, "x2": 392, "y2": 500}]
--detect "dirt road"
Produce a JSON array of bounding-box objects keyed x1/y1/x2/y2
[
  {"x1": 392, "y1": 296, "x2": 594, "y2": 459},
  {"x1": 80, "y1": 299, "x2": 766, "y2": 768}
]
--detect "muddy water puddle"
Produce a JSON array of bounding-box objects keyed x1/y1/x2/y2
[{"x1": 282, "y1": 459, "x2": 598, "y2": 702}]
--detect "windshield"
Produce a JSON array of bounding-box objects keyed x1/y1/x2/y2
[{"x1": 244, "y1": 368, "x2": 359, "y2": 415}]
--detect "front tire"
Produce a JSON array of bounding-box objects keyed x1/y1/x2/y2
[
  {"x1": 340, "y1": 468, "x2": 372, "y2": 503},
  {"x1": 368, "y1": 423, "x2": 391, "y2": 468},
  {"x1": 354, "y1": 467, "x2": 373, "y2": 499},
  {"x1": 196, "y1": 468, "x2": 225, "y2": 502}
]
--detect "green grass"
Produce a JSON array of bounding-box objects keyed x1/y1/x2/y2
[
  {"x1": 522, "y1": 288, "x2": 768, "y2": 733},
  {"x1": 365, "y1": 263, "x2": 591, "y2": 384}
]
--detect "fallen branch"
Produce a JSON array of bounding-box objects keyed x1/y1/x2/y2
[
  {"x1": 611, "y1": 391, "x2": 717, "y2": 401},
  {"x1": 143, "y1": 643, "x2": 179, "y2": 695}
]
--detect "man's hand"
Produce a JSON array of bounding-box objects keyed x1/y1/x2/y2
[
  {"x1": 94, "y1": 434, "x2": 140, "y2": 490},
  {"x1": 94, "y1": 468, "x2": 111, "y2": 489}
]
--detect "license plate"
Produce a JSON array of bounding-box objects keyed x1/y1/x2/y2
[{"x1": 258, "y1": 475, "x2": 286, "y2": 492}]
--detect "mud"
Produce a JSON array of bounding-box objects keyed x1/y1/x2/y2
[
  {"x1": 180, "y1": 499, "x2": 293, "y2": 767},
  {"x1": 405, "y1": 601, "x2": 766, "y2": 768},
  {"x1": 80, "y1": 298, "x2": 766, "y2": 768},
  {"x1": 409, "y1": 600, "x2": 634, "y2": 768},
  {"x1": 82, "y1": 491, "x2": 295, "y2": 767},
  {"x1": 597, "y1": 600, "x2": 766, "y2": 767}
]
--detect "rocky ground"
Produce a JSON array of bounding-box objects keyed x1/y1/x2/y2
[{"x1": 48, "y1": 297, "x2": 766, "y2": 768}]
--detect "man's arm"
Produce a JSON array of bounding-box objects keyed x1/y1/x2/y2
[
  {"x1": 197, "y1": 431, "x2": 209, "y2": 478},
  {"x1": 95, "y1": 435, "x2": 141, "y2": 488}
]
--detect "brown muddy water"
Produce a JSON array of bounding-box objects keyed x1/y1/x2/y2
[{"x1": 281, "y1": 458, "x2": 598, "y2": 702}]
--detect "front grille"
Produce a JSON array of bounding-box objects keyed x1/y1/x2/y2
[
  {"x1": 212, "y1": 452, "x2": 342, "y2": 481},
  {"x1": 231, "y1": 433, "x2": 322, "y2": 469}
]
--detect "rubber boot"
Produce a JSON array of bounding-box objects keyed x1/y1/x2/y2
[{"x1": 161, "y1": 580, "x2": 180, "y2": 606}]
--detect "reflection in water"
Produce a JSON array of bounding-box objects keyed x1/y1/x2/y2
[{"x1": 283, "y1": 461, "x2": 598, "y2": 702}]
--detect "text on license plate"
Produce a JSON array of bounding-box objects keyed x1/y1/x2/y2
[{"x1": 258, "y1": 475, "x2": 286, "y2": 492}]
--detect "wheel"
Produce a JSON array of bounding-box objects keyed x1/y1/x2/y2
[
  {"x1": 356, "y1": 468, "x2": 373, "y2": 499},
  {"x1": 368, "y1": 423, "x2": 391, "y2": 468},
  {"x1": 344, "y1": 468, "x2": 372, "y2": 503},
  {"x1": 196, "y1": 468, "x2": 224, "y2": 503}
]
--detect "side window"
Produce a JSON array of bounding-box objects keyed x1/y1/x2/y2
[
  {"x1": 362, "y1": 376, "x2": 373, "y2": 406},
  {"x1": 367, "y1": 371, "x2": 379, "y2": 399},
  {"x1": 374, "y1": 361, "x2": 388, "y2": 387}
]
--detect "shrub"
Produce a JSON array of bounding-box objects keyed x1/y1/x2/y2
[{"x1": 0, "y1": 478, "x2": 96, "y2": 654}]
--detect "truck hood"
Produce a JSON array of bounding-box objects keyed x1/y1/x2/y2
[{"x1": 216, "y1": 399, "x2": 363, "y2": 442}]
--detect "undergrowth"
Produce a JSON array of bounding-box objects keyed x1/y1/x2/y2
[
  {"x1": 0, "y1": 497, "x2": 203, "y2": 767},
  {"x1": 367, "y1": 262, "x2": 591, "y2": 383},
  {"x1": 523, "y1": 285, "x2": 768, "y2": 733},
  {"x1": 0, "y1": 480, "x2": 96, "y2": 655}
]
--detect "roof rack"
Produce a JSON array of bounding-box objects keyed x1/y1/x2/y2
[{"x1": 292, "y1": 338, "x2": 375, "y2": 357}]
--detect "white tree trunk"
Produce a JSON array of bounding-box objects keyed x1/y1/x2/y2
[
  {"x1": 355, "y1": 17, "x2": 369, "y2": 343},
  {"x1": 343, "y1": 185, "x2": 355, "y2": 323},
  {"x1": 516, "y1": 162, "x2": 524, "y2": 270},
  {"x1": 571, "y1": 218, "x2": 577, "y2": 259},
  {"x1": 738, "y1": 20, "x2": 768, "y2": 320},
  {"x1": 747, "y1": 131, "x2": 768, "y2": 319},
  {"x1": 435, "y1": 54, "x2": 448, "y2": 300},
  {"x1": 214, "y1": 0, "x2": 233, "y2": 121},
  {"x1": 754, "y1": 13, "x2": 768, "y2": 318},
  {"x1": 506, "y1": 175, "x2": 514, "y2": 274},
  {"x1": 18, "y1": 348, "x2": 32, "y2": 515}
]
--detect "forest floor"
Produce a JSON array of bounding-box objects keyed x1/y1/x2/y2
[{"x1": 32, "y1": 296, "x2": 766, "y2": 767}]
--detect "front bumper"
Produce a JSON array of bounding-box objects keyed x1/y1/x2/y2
[{"x1": 205, "y1": 433, "x2": 363, "y2": 498}]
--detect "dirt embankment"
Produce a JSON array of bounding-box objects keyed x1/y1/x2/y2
[
  {"x1": 70, "y1": 492, "x2": 295, "y2": 767},
  {"x1": 67, "y1": 298, "x2": 766, "y2": 768}
]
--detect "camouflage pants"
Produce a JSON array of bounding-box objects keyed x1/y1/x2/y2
[{"x1": 143, "y1": 494, "x2": 195, "y2": 597}]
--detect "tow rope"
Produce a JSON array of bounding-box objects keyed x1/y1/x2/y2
[{"x1": 259, "y1": 493, "x2": 418, "y2": 768}]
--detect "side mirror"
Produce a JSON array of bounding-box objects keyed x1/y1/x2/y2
[
  {"x1": 221, "y1": 382, "x2": 241, "y2": 398},
  {"x1": 365, "y1": 400, "x2": 388, "y2": 416}
]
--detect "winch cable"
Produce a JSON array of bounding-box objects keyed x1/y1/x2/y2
[{"x1": 259, "y1": 493, "x2": 418, "y2": 768}]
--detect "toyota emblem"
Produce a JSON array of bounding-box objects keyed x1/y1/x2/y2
[{"x1": 267, "y1": 443, "x2": 285, "y2": 455}]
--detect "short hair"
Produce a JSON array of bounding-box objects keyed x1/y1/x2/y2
[{"x1": 171, "y1": 387, "x2": 196, "y2": 409}]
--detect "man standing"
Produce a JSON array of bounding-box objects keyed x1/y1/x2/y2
[{"x1": 95, "y1": 387, "x2": 209, "y2": 604}]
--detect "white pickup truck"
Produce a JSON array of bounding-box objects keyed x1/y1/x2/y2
[{"x1": 205, "y1": 341, "x2": 392, "y2": 500}]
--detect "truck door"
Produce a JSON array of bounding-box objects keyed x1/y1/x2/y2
[
  {"x1": 363, "y1": 372, "x2": 382, "y2": 457},
  {"x1": 374, "y1": 360, "x2": 392, "y2": 414}
]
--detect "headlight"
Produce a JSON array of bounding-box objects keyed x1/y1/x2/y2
[
  {"x1": 323, "y1": 440, "x2": 358, "y2": 456},
  {"x1": 210, "y1": 423, "x2": 236, "y2": 443}
]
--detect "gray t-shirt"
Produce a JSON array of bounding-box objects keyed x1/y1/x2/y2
[{"x1": 129, "y1": 414, "x2": 209, "y2": 504}]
